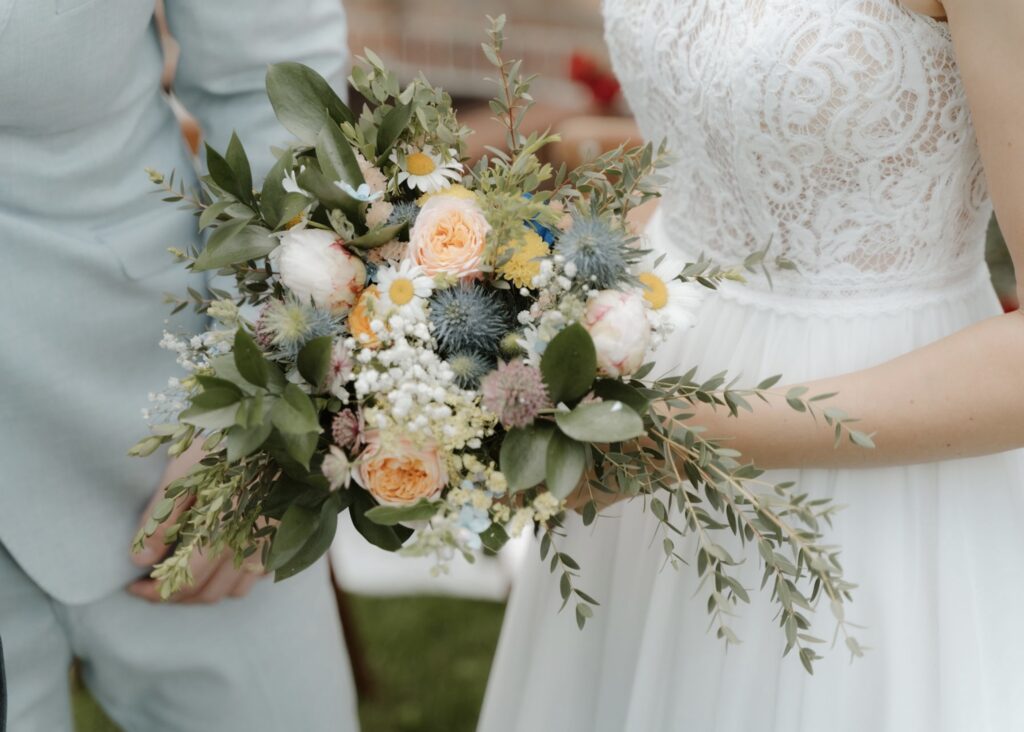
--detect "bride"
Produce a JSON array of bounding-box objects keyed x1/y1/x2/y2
[{"x1": 479, "y1": 0, "x2": 1024, "y2": 730}]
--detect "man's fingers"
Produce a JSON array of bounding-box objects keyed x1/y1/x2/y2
[
  {"x1": 126, "y1": 578, "x2": 163, "y2": 603},
  {"x1": 132, "y1": 442, "x2": 206, "y2": 568},
  {"x1": 184, "y1": 560, "x2": 242, "y2": 605},
  {"x1": 131, "y1": 493, "x2": 193, "y2": 568},
  {"x1": 229, "y1": 571, "x2": 262, "y2": 599},
  {"x1": 168, "y1": 549, "x2": 222, "y2": 602}
]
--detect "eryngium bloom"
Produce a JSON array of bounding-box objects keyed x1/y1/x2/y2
[
  {"x1": 480, "y1": 359, "x2": 550, "y2": 429},
  {"x1": 554, "y1": 215, "x2": 638, "y2": 288},
  {"x1": 429, "y1": 282, "x2": 512, "y2": 356},
  {"x1": 448, "y1": 351, "x2": 494, "y2": 390},
  {"x1": 257, "y1": 295, "x2": 339, "y2": 359}
]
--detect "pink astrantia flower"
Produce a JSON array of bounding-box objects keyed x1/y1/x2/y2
[
  {"x1": 480, "y1": 359, "x2": 550, "y2": 428},
  {"x1": 332, "y1": 409, "x2": 360, "y2": 450}
]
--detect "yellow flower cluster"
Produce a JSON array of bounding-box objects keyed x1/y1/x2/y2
[{"x1": 497, "y1": 230, "x2": 549, "y2": 289}]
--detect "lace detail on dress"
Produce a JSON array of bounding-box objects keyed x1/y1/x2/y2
[{"x1": 603, "y1": 0, "x2": 992, "y2": 299}]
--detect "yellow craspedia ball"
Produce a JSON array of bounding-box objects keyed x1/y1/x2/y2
[{"x1": 498, "y1": 230, "x2": 549, "y2": 289}]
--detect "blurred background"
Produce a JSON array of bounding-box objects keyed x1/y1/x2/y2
[{"x1": 72, "y1": 2, "x2": 1013, "y2": 731}]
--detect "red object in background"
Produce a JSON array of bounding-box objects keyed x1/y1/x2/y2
[{"x1": 570, "y1": 52, "x2": 621, "y2": 110}]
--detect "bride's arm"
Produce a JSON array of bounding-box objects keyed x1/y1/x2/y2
[{"x1": 689, "y1": 0, "x2": 1024, "y2": 470}]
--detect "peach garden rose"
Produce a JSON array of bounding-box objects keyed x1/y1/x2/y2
[
  {"x1": 353, "y1": 431, "x2": 448, "y2": 507},
  {"x1": 408, "y1": 192, "x2": 490, "y2": 279}
]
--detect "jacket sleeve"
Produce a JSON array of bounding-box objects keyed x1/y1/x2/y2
[{"x1": 163, "y1": 0, "x2": 350, "y2": 181}]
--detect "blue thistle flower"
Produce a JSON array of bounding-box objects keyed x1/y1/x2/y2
[
  {"x1": 554, "y1": 215, "x2": 638, "y2": 288},
  {"x1": 257, "y1": 296, "x2": 340, "y2": 360},
  {"x1": 447, "y1": 351, "x2": 495, "y2": 389},
  {"x1": 429, "y1": 283, "x2": 512, "y2": 356},
  {"x1": 386, "y1": 200, "x2": 421, "y2": 233}
]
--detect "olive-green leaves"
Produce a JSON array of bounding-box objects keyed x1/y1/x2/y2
[{"x1": 266, "y1": 62, "x2": 356, "y2": 145}]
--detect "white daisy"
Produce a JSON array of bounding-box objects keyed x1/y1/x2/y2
[
  {"x1": 375, "y1": 259, "x2": 434, "y2": 318},
  {"x1": 633, "y1": 249, "x2": 706, "y2": 330},
  {"x1": 281, "y1": 167, "x2": 308, "y2": 196},
  {"x1": 335, "y1": 180, "x2": 384, "y2": 203},
  {"x1": 392, "y1": 146, "x2": 463, "y2": 193}
]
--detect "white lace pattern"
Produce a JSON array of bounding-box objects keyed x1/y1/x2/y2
[{"x1": 603, "y1": 0, "x2": 992, "y2": 301}]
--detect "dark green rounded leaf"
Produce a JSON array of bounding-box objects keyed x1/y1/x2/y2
[
  {"x1": 266, "y1": 504, "x2": 318, "y2": 571},
  {"x1": 541, "y1": 323, "x2": 597, "y2": 404},
  {"x1": 274, "y1": 498, "x2": 341, "y2": 581},
  {"x1": 297, "y1": 336, "x2": 334, "y2": 388},
  {"x1": 593, "y1": 379, "x2": 650, "y2": 415},
  {"x1": 234, "y1": 329, "x2": 269, "y2": 389}
]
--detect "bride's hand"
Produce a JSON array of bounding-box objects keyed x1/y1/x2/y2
[{"x1": 127, "y1": 443, "x2": 264, "y2": 603}]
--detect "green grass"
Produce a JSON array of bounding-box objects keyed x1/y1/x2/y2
[{"x1": 72, "y1": 594, "x2": 506, "y2": 732}]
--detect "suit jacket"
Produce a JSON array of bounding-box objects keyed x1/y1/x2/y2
[{"x1": 0, "y1": 0, "x2": 348, "y2": 604}]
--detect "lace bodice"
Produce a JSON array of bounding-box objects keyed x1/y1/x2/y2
[{"x1": 603, "y1": 0, "x2": 992, "y2": 299}]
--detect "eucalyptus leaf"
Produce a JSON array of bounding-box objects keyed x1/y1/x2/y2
[
  {"x1": 555, "y1": 401, "x2": 645, "y2": 443},
  {"x1": 479, "y1": 523, "x2": 510, "y2": 552},
  {"x1": 364, "y1": 499, "x2": 439, "y2": 526},
  {"x1": 499, "y1": 423, "x2": 555, "y2": 492},
  {"x1": 545, "y1": 430, "x2": 587, "y2": 499}
]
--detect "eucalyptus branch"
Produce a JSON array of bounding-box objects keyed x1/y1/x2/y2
[
  {"x1": 482, "y1": 15, "x2": 532, "y2": 156},
  {"x1": 538, "y1": 522, "x2": 601, "y2": 629},
  {"x1": 145, "y1": 167, "x2": 208, "y2": 211}
]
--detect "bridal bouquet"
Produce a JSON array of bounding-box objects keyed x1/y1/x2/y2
[{"x1": 134, "y1": 17, "x2": 870, "y2": 671}]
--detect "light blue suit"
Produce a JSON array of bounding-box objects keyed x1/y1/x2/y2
[{"x1": 0, "y1": 1, "x2": 359, "y2": 729}]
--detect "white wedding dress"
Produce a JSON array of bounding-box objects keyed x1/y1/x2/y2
[{"x1": 478, "y1": 1, "x2": 1024, "y2": 730}]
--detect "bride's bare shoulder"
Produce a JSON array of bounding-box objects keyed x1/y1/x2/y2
[{"x1": 898, "y1": 0, "x2": 947, "y2": 20}]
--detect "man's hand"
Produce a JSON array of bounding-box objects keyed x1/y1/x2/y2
[{"x1": 127, "y1": 443, "x2": 264, "y2": 603}]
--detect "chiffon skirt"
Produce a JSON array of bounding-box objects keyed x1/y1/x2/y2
[{"x1": 478, "y1": 218, "x2": 1024, "y2": 732}]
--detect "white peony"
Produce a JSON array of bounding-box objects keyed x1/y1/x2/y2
[
  {"x1": 272, "y1": 229, "x2": 366, "y2": 315},
  {"x1": 582, "y1": 290, "x2": 652, "y2": 378}
]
